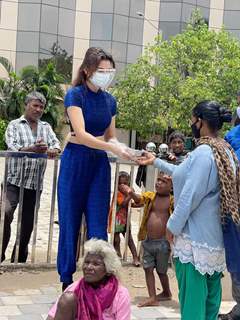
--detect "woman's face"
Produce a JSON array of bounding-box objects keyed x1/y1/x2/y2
[
  {"x1": 87, "y1": 59, "x2": 115, "y2": 90},
  {"x1": 82, "y1": 253, "x2": 107, "y2": 284},
  {"x1": 85, "y1": 59, "x2": 114, "y2": 79}
]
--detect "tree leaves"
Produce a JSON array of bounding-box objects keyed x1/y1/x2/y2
[
  {"x1": 0, "y1": 60, "x2": 64, "y2": 130},
  {"x1": 113, "y1": 11, "x2": 240, "y2": 138}
]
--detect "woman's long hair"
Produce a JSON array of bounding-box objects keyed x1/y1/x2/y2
[{"x1": 72, "y1": 47, "x2": 115, "y2": 87}]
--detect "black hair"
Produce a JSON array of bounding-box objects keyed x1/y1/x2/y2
[
  {"x1": 192, "y1": 100, "x2": 232, "y2": 131},
  {"x1": 119, "y1": 171, "x2": 130, "y2": 179},
  {"x1": 168, "y1": 131, "x2": 185, "y2": 144}
]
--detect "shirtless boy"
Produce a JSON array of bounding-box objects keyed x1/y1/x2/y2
[{"x1": 122, "y1": 173, "x2": 173, "y2": 307}]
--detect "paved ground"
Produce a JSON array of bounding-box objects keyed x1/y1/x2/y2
[{"x1": 0, "y1": 285, "x2": 236, "y2": 320}]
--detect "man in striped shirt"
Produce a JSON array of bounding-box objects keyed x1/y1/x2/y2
[{"x1": 1, "y1": 91, "x2": 61, "y2": 263}]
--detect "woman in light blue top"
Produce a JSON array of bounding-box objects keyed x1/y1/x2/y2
[{"x1": 138, "y1": 101, "x2": 240, "y2": 320}]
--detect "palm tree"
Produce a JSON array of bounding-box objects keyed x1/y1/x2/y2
[
  {"x1": 0, "y1": 57, "x2": 65, "y2": 130},
  {"x1": 0, "y1": 57, "x2": 26, "y2": 120},
  {"x1": 20, "y1": 63, "x2": 65, "y2": 129}
]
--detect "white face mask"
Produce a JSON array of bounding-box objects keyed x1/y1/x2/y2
[{"x1": 89, "y1": 69, "x2": 115, "y2": 90}]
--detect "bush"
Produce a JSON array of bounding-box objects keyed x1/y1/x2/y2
[{"x1": 0, "y1": 119, "x2": 7, "y2": 150}]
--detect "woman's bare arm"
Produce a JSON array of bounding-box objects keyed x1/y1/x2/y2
[
  {"x1": 67, "y1": 107, "x2": 113, "y2": 151},
  {"x1": 104, "y1": 117, "x2": 116, "y2": 141}
]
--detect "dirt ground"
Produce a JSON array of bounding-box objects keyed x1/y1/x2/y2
[{"x1": 0, "y1": 264, "x2": 233, "y2": 306}]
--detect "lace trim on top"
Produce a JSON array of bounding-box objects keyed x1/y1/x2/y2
[{"x1": 173, "y1": 233, "x2": 226, "y2": 275}]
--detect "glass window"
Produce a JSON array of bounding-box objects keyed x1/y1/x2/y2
[
  {"x1": 112, "y1": 41, "x2": 127, "y2": 63},
  {"x1": 224, "y1": 11, "x2": 240, "y2": 30},
  {"x1": 184, "y1": 0, "x2": 196, "y2": 4},
  {"x1": 113, "y1": 15, "x2": 129, "y2": 42},
  {"x1": 57, "y1": 36, "x2": 74, "y2": 55},
  {"x1": 90, "y1": 13, "x2": 113, "y2": 41},
  {"x1": 180, "y1": 22, "x2": 188, "y2": 32},
  {"x1": 58, "y1": 8, "x2": 76, "y2": 37},
  {"x1": 89, "y1": 40, "x2": 112, "y2": 52},
  {"x1": 16, "y1": 52, "x2": 38, "y2": 72},
  {"x1": 181, "y1": 4, "x2": 196, "y2": 23},
  {"x1": 114, "y1": 0, "x2": 129, "y2": 16},
  {"x1": 130, "y1": 0, "x2": 145, "y2": 18},
  {"x1": 115, "y1": 62, "x2": 126, "y2": 74},
  {"x1": 112, "y1": 62, "x2": 126, "y2": 85},
  {"x1": 161, "y1": 0, "x2": 183, "y2": 2},
  {"x1": 160, "y1": 3, "x2": 182, "y2": 22},
  {"x1": 17, "y1": 3, "x2": 41, "y2": 32},
  {"x1": 227, "y1": 29, "x2": 240, "y2": 39},
  {"x1": 196, "y1": 6, "x2": 209, "y2": 23},
  {"x1": 40, "y1": 4, "x2": 58, "y2": 34},
  {"x1": 127, "y1": 44, "x2": 142, "y2": 63},
  {"x1": 40, "y1": 33, "x2": 58, "y2": 55},
  {"x1": 19, "y1": 0, "x2": 40, "y2": 2},
  {"x1": 17, "y1": 31, "x2": 39, "y2": 52},
  {"x1": 224, "y1": 0, "x2": 240, "y2": 10},
  {"x1": 42, "y1": 0, "x2": 58, "y2": 5},
  {"x1": 196, "y1": 0, "x2": 210, "y2": 7},
  {"x1": 91, "y1": 0, "x2": 114, "y2": 13},
  {"x1": 160, "y1": 22, "x2": 181, "y2": 40},
  {"x1": 60, "y1": 0, "x2": 76, "y2": 10},
  {"x1": 128, "y1": 17, "x2": 144, "y2": 45}
]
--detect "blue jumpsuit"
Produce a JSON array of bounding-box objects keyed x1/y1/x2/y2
[{"x1": 57, "y1": 85, "x2": 116, "y2": 283}]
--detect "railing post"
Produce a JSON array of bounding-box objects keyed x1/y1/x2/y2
[
  {"x1": 123, "y1": 164, "x2": 135, "y2": 261},
  {"x1": 110, "y1": 162, "x2": 120, "y2": 245},
  {"x1": 47, "y1": 158, "x2": 59, "y2": 263},
  {"x1": 31, "y1": 159, "x2": 44, "y2": 263},
  {"x1": 0, "y1": 157, "x2": 9, "y2": 263},
  {"x1": 14, "y1": 157, "x2": 26, "y2": 263}
]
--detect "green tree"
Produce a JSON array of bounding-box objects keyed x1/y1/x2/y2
[
  {"x1": 113, "y1": 10, "x2": 240, "y2": 138},
  {"x1": 0, "y1": 58, "x2": 65, "y2": 130},
  {"x1": 0, "y1": 119, "x2": 7, "y2": 150},
  {"x1": 0, "y1": 57, "x2": 26, "y2": 120},
  {"x1": 39, "y1": 42, "x2": 73, "y2": 83},
  {"x1": 20, "y1": 63, "x2": 65, "y2": 129}
]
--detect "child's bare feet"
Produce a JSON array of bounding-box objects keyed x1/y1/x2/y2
[
  {"x1": 156, "y1": 292, "x2": 172, "y2": 301},
  {"x1": 138, "y1": 297, "x2": 160, "y2": 307}
]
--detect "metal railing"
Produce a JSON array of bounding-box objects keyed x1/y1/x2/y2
[
  {"x1": 0, "y1": 151, "x2": 149, "y2": 268},
  {"x1": 0, "y1": 151, "x2": 59, "y2": 268}
]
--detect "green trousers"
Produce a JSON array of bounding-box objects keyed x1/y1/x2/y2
[{"x1": 175, "y1": 258, "x2": 222, "y2": 320}]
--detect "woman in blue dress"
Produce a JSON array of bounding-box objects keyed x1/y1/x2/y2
[{"x1": 57, "y1": 47, "x2": 130, "y2": 290}]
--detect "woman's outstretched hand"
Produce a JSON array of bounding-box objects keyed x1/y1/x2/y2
[
  {"x1": 108, "y1": 142, "x2": 132, "y2": 160},
  {"x1": 136, "y1": 151, "x2": 156, "y2": 166}
]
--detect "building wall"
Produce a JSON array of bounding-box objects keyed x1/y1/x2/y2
[
  {"x1": 0, "y1": 0, "x2": 18, "y2": 76},
  {"x1": 159, "y1": 0, "x2": 211, "y2": 40},
  {"x1": 14, "y1": 0, "x2": 76, "y2": 72},
  {"x1": 223, "y1": 0, "x2": 240, "y2": 39},
  {"x1": 1, "y1": 0, "x2": 240, "y2": 78}
]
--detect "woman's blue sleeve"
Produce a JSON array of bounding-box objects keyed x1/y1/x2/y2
[
  {"x1": 111, "y1": 96, "x2": 117, "y2": 116},
  {"x1": 64, "y1": 88, "x2": 83, "y2": 108}
]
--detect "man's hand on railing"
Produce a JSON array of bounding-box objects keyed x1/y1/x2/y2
[
  {"x1": 47, "y1": 148, "x2": 60, "y2": 159},
  {"x1": 33, "y1": 140, "x2": 48, "y2": 153},
  {"x1": 20, "y1": 141, "x2": 48, "y2": 153}
]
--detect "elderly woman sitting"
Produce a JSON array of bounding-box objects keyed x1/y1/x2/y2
[{"x1": 47, "y1": 239, "x2": 131, "y2": 320}]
